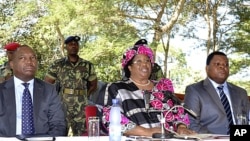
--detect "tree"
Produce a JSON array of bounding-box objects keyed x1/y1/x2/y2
[
  {"x1": 0, "y1": 0, "x2": 249, "y2": 94},
  {"x1": 116, "y1": 0, "x2": 186, "y2": 77}
]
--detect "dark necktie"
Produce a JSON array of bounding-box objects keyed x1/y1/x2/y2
[
  {"x1": 218, "y1": 86, "x2": 233, "y2": 134},
  {"x1": 22, "y1": 83, "x2": 35, "y2": 135}
]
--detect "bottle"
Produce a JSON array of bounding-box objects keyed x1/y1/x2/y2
[{"x1": 109, "y1": 99, "x2": 122, "y2": 141}]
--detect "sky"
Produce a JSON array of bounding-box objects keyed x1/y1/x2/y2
[
  {"x1": 171, "y1": 38, "x2": 207, "y2": 71},
  {"x1": 169, "y1": 36, "x2": 250, "y2": 81}
]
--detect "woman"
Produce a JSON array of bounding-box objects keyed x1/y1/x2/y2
[{"x1": 98, "y1": 44, "x2": 196, "y2": 137}]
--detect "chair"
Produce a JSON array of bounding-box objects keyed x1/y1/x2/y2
[{"x1": 82, "y1": 105, "x2": 98, "y2": 136}]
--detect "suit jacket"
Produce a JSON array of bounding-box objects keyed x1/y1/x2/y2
[
  {"x1": 0, "y1": 77, "x2": 66, "y2": 137},
  {"x1": 184, "y1": 78, "x2": 250, "y2": 134}
]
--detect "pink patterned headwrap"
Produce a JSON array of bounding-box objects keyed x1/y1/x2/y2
[{"x1": 121, "y1": 45, "x2": 154, "y2": 68}]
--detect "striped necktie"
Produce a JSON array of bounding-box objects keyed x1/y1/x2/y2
[
  {"x1": 218, "y1": 85, "x2": 233, "y2": 134},
  {"x1": 22, "y1": 83, "x2": 35, "y2": 135}
]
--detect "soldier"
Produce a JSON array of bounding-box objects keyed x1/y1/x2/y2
[
  {"x1": 122, "y1": 39, "x2": 164, "y2": 80},
  {"x1": 0, "y1": 42, "x2": 21, "y2": 83},
  {"x1": 44, "y1": 35, "x2": 98, "y2": 136}
]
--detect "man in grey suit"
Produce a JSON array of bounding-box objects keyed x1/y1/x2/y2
[
  {"x1": 184, "y1": 51, "x2": 249, "y2": 135},
  {"x1": 0, "y1": 45, "x2": 66, "y2": 137}
]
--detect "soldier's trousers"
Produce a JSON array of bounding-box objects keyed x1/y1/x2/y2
[{"x1": 62, "y1": 94, "x2": 87, "y2": 136}]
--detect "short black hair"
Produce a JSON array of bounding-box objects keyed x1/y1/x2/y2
[
  {"x1": 206, "y1": 51, "x2": 227, "y2": 65},
  {"x1": 123, "y1": 57, "x2": 134, "y2": 78}
]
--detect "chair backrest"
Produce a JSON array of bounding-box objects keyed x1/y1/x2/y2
[{"x1": 85, "y1": 105, "x2": 98, "y2": 135}]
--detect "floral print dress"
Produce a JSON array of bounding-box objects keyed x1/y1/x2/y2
[{"x1": 99, "y1": 78, "x2": 190, "y2": 134}]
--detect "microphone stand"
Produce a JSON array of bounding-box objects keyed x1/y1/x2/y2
[
  {"x1": 152, "y1": 110, "x2": 174, "y2": 139},
  {"x1": 148, "y1": 91, "x2": 197, "y2": 139},
  {"x1": 152, "y1": 105, "x2": 195, "y2": 139}
]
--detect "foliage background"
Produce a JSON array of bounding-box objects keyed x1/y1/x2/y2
[{"x1": 0, "y1": 0, "x2": 249, "y2": 94}]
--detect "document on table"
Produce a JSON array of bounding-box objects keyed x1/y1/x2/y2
[
  {"x1": 126, "y1": 134, "x2": 229, "y2": 140},
  {"x1": 174, "y1": 133, "x2": 229, "y2": 140},
  {"x1": 24, "y1": 137, "x2": 55, "y2": 141}
]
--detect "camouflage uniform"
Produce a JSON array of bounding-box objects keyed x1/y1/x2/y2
[
  {"x1": 150, "y1": 62, "x2": 164, "y2": 80},
  {"x1": 0, "y1": 61, "x2": 13, "y2": 83},
  {"x1": 45, "y1": 56, "x2": 97, "y2": 136}
]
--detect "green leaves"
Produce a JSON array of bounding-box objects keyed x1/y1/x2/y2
[{"x1": 0, "y1": 0, "x2": 249, "y2": 94}]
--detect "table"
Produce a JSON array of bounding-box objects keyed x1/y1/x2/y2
[{"x1": 0, "y1": 135, "x2": 229, "y2": 141}]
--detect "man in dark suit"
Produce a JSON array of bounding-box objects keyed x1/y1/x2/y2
[
  {"x1": 0, "y1": 45, "x2": 66, "y2": 137},
  {"x1": 184, "y1": 51, "x2": 250, "y2": 135}
]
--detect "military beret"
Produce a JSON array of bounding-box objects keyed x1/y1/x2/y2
[
  {"x1": 134, "y1": 39, "x2": 148, "y2": 46},
  {"x1": 4, "y1": 42, "x2": 21, "y2": 51},
  {"x1": 64, "y1": 36, "x2": 81, "y2": 44}
]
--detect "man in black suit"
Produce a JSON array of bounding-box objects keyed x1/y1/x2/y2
[{"x1": 0, "y1": 45, "x2": 66, "y2": 137}]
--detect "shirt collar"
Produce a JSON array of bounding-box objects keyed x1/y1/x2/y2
[
  {"x1": 207, "y1": 77, "x2": 228, "y2": 90},
  {"x1": 13, "y1": 76, "x2": 34, "y2": 87}
]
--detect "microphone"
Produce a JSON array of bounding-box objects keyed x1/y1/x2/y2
[
  {"x1": 182, "y1": 105, "x2": 197, "y2": 118},
  {"x1": 163, "y1": 91, "x2": 197, "y2": 118},
  {"x1": 143, "y1": 90, "x2": 151, "y2": 111},
  {"x1": 154, "y1": 105, "x2": 196, "y2": 139},
  {"x1": 163, "y1": 91, "x2": 182, "y2": 104},
  {"x1": 141, "y1": 91, "x2": 197, "y2": 139}
]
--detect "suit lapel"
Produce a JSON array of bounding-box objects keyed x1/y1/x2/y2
[
  {"x1": 32, "y1": 79, "x2": 44, "y2": 128},
  {"x1": 228, "y1": 84, "x2": 240, "y2": 119},
  {"x1": 4, "y1": 78, "x2": 17, "y2": 135},
  {"x1": 203, "y1": 78, "x2": 226, "y2": 113}
]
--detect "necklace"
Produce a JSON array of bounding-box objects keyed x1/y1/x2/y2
[{"x1": 129, "y1": 78, "x2": 151, "y2": 86}]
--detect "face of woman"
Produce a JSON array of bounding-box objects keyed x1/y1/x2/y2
[{"x1": 128, "y1": 54, "x2": 152, "y2": 80}]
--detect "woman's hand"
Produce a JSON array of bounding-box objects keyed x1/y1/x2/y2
[
  {"x1": 176, "y1": 124, "x2": 196, "y2": 135},
  {"x1": 124, "y1": 126, "x2": 162, "y2": 137}
]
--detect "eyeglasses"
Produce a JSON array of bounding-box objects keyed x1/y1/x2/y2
[{"x1": 132, "y1": 59, "x2": 151, "y2": 65}]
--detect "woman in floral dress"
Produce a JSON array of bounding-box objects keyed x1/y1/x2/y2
[{"x1": 97, "y1": 44, "x2": 196, "y2": 137}]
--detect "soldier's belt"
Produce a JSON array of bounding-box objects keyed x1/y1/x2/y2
[{"x1": 63, "y1": 88, "x2": 85, "y2": 95}]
